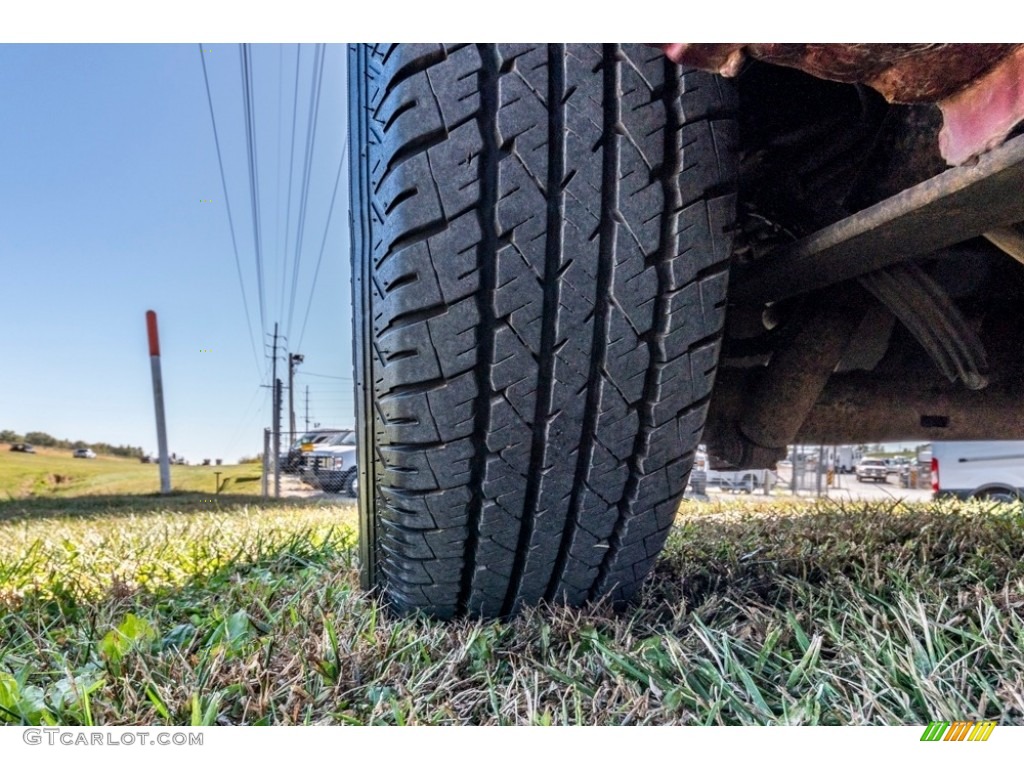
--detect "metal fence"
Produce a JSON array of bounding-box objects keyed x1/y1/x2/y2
[{"x1": 780, "y1": 446, "x2": 932, "y2": 496}]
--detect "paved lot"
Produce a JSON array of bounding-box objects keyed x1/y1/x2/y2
[
  {"x1": 702, "y1": 467, "x2": 933, "y2": 503},
  {"x1": 698, "y1": 485, "x2": 933, "y2": 503},
  {"x1": 815, "y1": 475, "x2": 932, "y2": 503},
  {"x1": 271, "y1": 472, "x2": 356, "y2": 502}
]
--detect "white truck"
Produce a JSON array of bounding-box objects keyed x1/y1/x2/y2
[
  {"x1": 825, "y1": 445, "x2": 864, "y2": 474},
  {"x1": 930, "y1": 441, "x2": 1024, "y2": 501}
]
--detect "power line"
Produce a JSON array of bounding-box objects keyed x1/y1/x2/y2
[
  {"x1": 305, "y1": 394, "x2": 355, "y2": 403},
  {"x1": 239, "y1": 43, "x2": 268, "y2": 338},
  {"x1": 220, "y1": 384, "x2": 267, "y2": 459},
  {"x1": 197, "y1": 44, "x2": 263, "y2": 380},
  {"x1": 274, "y1": 44, "x2": 284, "y2": 317},
  {"x1": 297, "y1": 129, "x2": 348, "y2": 349},
  {"x1": 280, "y1": 43, "x2": 302, "y2": 324},
  {"x1": 300, "y1": 371, "x2": 353, "y2": 380},
  {"x1": 286, "y1": 42, "x2": 326, "y2": 339},
  {"x1": 300, "y1": 385, "x2": 354, "y2": 393}
]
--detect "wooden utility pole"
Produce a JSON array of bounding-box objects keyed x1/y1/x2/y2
[
  {"x1": 270, "y1": 323, "x2": 279, "y2": 494},
  {"x1": 305, "y1": 385, "x2": 310, "y2": 432},
  {"x1": 274, "y1": 378, "x2": 282, "y2": 498},
  {"x1": 271, "y1": 322, "x2": 279, "y2": 409}
]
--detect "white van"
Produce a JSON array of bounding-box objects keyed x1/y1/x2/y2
[{"x1": 930, "y1": 441, "x2": 1024, "y2": 501}]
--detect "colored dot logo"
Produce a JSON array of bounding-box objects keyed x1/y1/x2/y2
[
  {"x1": 200, "y1": 198, "x2": 213, "y2": 203},
  {"x1": 200, "y1": 348, "x2": 212, "y2": 352}
]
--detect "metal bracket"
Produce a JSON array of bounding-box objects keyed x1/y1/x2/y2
[{"x1": 731, "y1": 133, "x2": 1024, "y2": 304}]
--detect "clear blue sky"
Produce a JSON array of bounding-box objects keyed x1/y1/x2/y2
[{"x1": 0, "y1": 43, "x2": 354, "y2": 462}]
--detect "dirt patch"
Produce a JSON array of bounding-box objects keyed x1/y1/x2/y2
[{"x1": 28, "y1": 473, "x2": 76, "y2": 496}]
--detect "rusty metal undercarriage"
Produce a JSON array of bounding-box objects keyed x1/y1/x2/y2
[
  {"x1": 663, "y1": 43, "x2": 1024, "y2": 165},
  {"x1": 661, "y1": 46, "x2": 1024, "y2": 469}
]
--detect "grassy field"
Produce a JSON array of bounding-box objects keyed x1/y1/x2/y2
[
  {"x1": 1, "y1": 490, "x2": 1023, "y2": 725},
  {"x1": 0, "y1": 444, "x2": 263, "y2": 499}
]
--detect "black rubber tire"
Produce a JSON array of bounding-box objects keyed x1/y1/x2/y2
[
  {"x1": 322, "y1": 471, "x2": 355, "y2": 496},
  {"x1": 345, "y1": 469, "x2": 358, "y2": 499},
  {"x1": 973, "y1": 488, "x2": 1018, "y2": 503},
  {"x1": 349, "y1": 43, "x2": 737, "y2": 618}
]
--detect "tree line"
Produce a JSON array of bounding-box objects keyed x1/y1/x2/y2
[{"x1": 1, "y1": 430, "x2": 146, "y2": 459}]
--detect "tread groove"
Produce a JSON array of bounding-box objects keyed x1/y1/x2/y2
[
  {"x1": 545, "y1": 45, "x2": 619, "y2": 603},
  {"x1": 503, "y1": 43, "x2": 566, "y2": 614},
  {"x1": 380, "y1": 46, "x2": 447, "y2": 105},
  {"x1": 591, "y1": 55, "x2": 681, "y2": 601},
  {"x1": 457, "y1": 44, "x2": 501, "y2": 616}
]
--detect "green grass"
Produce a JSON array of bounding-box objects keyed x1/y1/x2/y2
[
  {"x1": 1, "y1": 494, "x2": 1023, "y2": 725},
  {"x1": 0, "y1": 445, "x2": 263, "y2": 499}
]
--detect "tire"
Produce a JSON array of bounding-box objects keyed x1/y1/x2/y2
[
  {"x1": 319, "y1": 474, "x2": 341, "y2": 493},
  {"x1": 973, "y1": 488, "x2": 1018, "y2": 503},
  {"x1": 350, "y1": 43, "x2": 737, "y2": 618},
  {"x1": 323, "y1": 470, "x2": 357, "y2": 496},
  {"x1": 345, "y1": 469, "x2": 358, "y2": 499}
]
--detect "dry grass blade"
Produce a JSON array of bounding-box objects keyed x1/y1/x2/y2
[{"x1": 1, "y1": 495, "x2": 1022, "y2": 724}]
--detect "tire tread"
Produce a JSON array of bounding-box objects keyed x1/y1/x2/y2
[{"x1": 351, "y1": 43, "x2": 737, "y2": 617}]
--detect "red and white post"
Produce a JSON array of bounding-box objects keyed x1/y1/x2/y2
[{"x1": 146, "y1": 310, "x2": 171, "y2": 494}]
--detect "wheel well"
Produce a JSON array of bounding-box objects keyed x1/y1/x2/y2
[{"x1": 970, "y1": 484, "x2": 1020, "y2": 500}]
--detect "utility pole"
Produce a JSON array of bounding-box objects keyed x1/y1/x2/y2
[
  {"x1": 274, "y1": 378, "x2": 282, "y2": 498},
  {"x1": 271, "y1": 322, "x2": 279, "y2": 408},
  {"x1": 305, "y1": 385, "x2": 310, "y2": 432},
  {"x1": 270, "y1": 322, "x2": 279, "y2": 493},
  {"x1": 288, "y1": 352, "x2": 304, "y2": 440}
]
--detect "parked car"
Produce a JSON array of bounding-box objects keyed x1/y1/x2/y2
[
  {"x1": 855, "y1": 458, "x2": 889, "y2": 483},
  {"x1": 9, "y1": 443, "x2": 35, "y2": 453},
  {"x1": 885, "y1": 457, "x2": 911, "y2": 474},
  {"x1": 73, "y1": 448, "x2": 96, "y2": 459},
  {"x1": 930, "y1": 441, "x2": 1024, "y2": 501}
]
